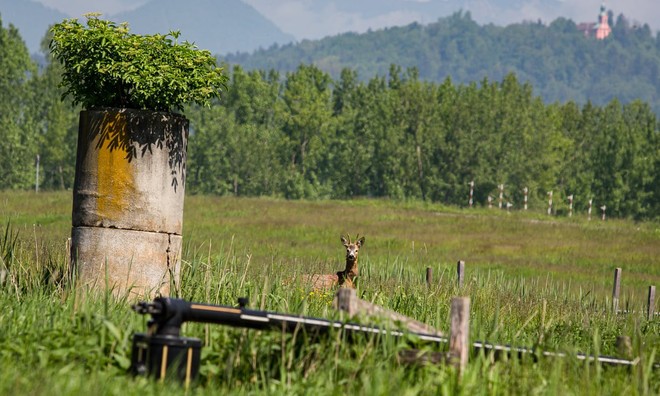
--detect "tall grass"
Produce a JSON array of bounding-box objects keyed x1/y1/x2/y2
[{"x1": 0, "y1": 191, "x2": 658, "y2": 395}]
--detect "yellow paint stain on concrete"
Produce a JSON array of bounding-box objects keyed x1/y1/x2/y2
[{"x1": 97, "y1": 111, "x2": 134, "y2": 220}]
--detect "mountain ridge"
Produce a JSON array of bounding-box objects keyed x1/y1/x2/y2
[
  {"x1": 0, "y1": 0, "x2": 295, "y2": 54},
  {"x1": 0, "y1": 0, "x2": 67, "y2": 52},
  {"x1": 112, "y1": 0, "x2": 295, "y2": 55}
]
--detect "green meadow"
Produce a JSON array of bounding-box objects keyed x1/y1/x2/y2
[{"x1": 0, "y1": 191, "x2": 658, "y2": 395}]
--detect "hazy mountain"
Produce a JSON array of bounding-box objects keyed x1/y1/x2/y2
[
  {"x1": 112, "y1": 0, "x2": 295, "y2": 55},
  {"x1": 0, "y1": 0, "x2": 295, "y2": 55},
  {"x1": 242, "y1": 0, "x2": 656, "y2": 41},
  {"x1": 303, "y1": 0, "x2": 563, "y2": 18},
  {"x1": 0, "y1": 0, "x2": 67, "y2": 53}
]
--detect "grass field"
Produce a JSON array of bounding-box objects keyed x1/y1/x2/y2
[{"x1": 0, "y1": 191, "x2": 658, "y2": 395}]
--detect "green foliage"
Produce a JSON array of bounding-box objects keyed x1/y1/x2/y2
[
  {"x1": 30, "y1": 29, "x2": 78, "y2": 190},
  {"x1": 49, "y1": 14, "x2": 228, "y2": 112},
  {"x1": 0, "y1": 15, "x2": 39, "y2": 189},
  {"x1": 224, "y1": 11, "x2": 660, "y2": 115},
  {"x1": 185, "y1": 66, "x2": 659, "y2": 219}
]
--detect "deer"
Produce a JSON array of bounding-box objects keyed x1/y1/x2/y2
[{"x1": 301, "y1": 234, "x2": 365, "y2": 290}]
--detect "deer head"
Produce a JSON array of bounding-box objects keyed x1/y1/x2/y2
[{"x1": 341, "y1": 234, "x2": 364, "y2": 260}]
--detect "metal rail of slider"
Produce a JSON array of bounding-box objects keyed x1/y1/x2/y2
[
  {"x1": 130, "y1": 297, "x2": 657, "y2": 384},
  {"x1": 472, "y1": 341, "x2": 649, "y2": 367}
]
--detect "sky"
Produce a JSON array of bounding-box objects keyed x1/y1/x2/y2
[{"x1": 33, "y1": 0, "x2": 660, "y2": 40}]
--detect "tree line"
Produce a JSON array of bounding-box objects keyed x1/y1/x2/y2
[
  {"x1": 186, "y1": 65, "x2": 658, "y2": 219},
  {"x1": 1, "y1": 16, "x2": 658, "y2": 219}
]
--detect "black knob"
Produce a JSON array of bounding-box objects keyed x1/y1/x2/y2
[{"x1": 238, "y1": 297, "x2": 249, "y2": 308}]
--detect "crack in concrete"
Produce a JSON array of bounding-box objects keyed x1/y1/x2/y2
[
  {"x1": 166, "y1": 233, "x2": 172, "y2": 271},
  {"x1": 74, "y1": 224, "x2": 181, "y2": 237}
]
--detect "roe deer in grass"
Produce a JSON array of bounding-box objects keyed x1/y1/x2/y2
[{"x1": 302, "y1": 234, "x2": 365, "y2": 290}]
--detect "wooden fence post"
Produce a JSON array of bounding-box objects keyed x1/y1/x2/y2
[
  {"x1": 498, "y1": 184, "x2": 504, "y2": 209},
  {"x1": 333, "y1": 288, "x2": 443, "y2": 335},
  {"x1": 538, "y1": 299, "x2": 547, "y2": 344},
  {"x1": 449, "y1": 297, "x2": 470, "y2": 374},
  {"x1": 426, "y1": 267, "x2": 433, "y2": 288},
  {"x1": 612, "y1": 268, "x2": 622, "y2": 313},
  {"x1": 588, "y1": 198, "x2": 593, "y2": 221},
  {"x1": 65, "y1": 237, "x2": 72, "y2": 273},
  {"x1": 523, "y1": 187, "x2": 528, "y2": 211},
  {"x1": 567, "y1": 194, "x2": 573, "y2": 217},
  {"x1": 457, "y1": 260, "x2": 465, "y2": 288},
  {"x1": 335, "y1": 287, "x2": 358, "y2": 317},
  {"x1": 468, "y1": 180, "x2": 474, "y2": 208},
  {"x1": 648, "y1": 286, "x2": 656, "y2": 321},
  {"x1": 547, "y1": 191, "x2": 553, "y2": 215},
  {"x1": 35, "y1": 154, "x2": 40, "y2": 193},
  {"x1": 615, "y1": 336, "x2": 632, "y2": 359}
]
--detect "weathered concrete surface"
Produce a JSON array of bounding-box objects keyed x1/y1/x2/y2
[
  {"x1": 72, "y1": 227, "x2": 181, "y2": 296},
  {"x1": 70, "y1": 108, "x2": 188, "y2": 297},
  {"x1": 73, "y1": 109, "x2": 188, "y2": 234}
]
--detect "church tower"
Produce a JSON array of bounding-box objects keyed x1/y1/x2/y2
[{"x1": 594, "y1": 3, "x2": 612, "y2": 40}]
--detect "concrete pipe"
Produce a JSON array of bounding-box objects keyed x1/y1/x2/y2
[{"x1": 71, "y1": 108, "x2": 188, "y2": 297}]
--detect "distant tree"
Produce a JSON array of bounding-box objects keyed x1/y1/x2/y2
[
  {"x1": 0, "y1": 16, "x2": 38, "y2": 189},
  {"x1": 29, "y1": 31, "x2": 78, "y2": 190},
  {"x1": 278, "y1": 65, "x2": 332, "y2": 198}
]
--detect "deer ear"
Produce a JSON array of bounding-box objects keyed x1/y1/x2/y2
[
  {"x1": 341, "y1": 236, "x2": 348, "y2": 246},
  {"x1": 357, "y1": 236, "x2": 365, "y2": 247}
]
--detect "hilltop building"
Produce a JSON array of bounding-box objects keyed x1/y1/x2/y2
[{"x1": 577, "y1": 3, "x2": 612, "y2": 39}]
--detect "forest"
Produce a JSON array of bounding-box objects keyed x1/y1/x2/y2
[
  {"x1": 225, "y1": 11, "x2": 660, "y2": 115},
  {"x1": 1, "y1": 15, "x2": 658, "y2": 219}
]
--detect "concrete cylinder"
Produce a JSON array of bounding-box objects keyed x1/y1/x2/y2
[{"x1": 71, "y1": 108, "x2": 188, "y2": 297}]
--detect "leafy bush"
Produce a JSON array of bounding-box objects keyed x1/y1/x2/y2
[{"x1": 49, "y1": 14, "x2": 228, "y2": 112}]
